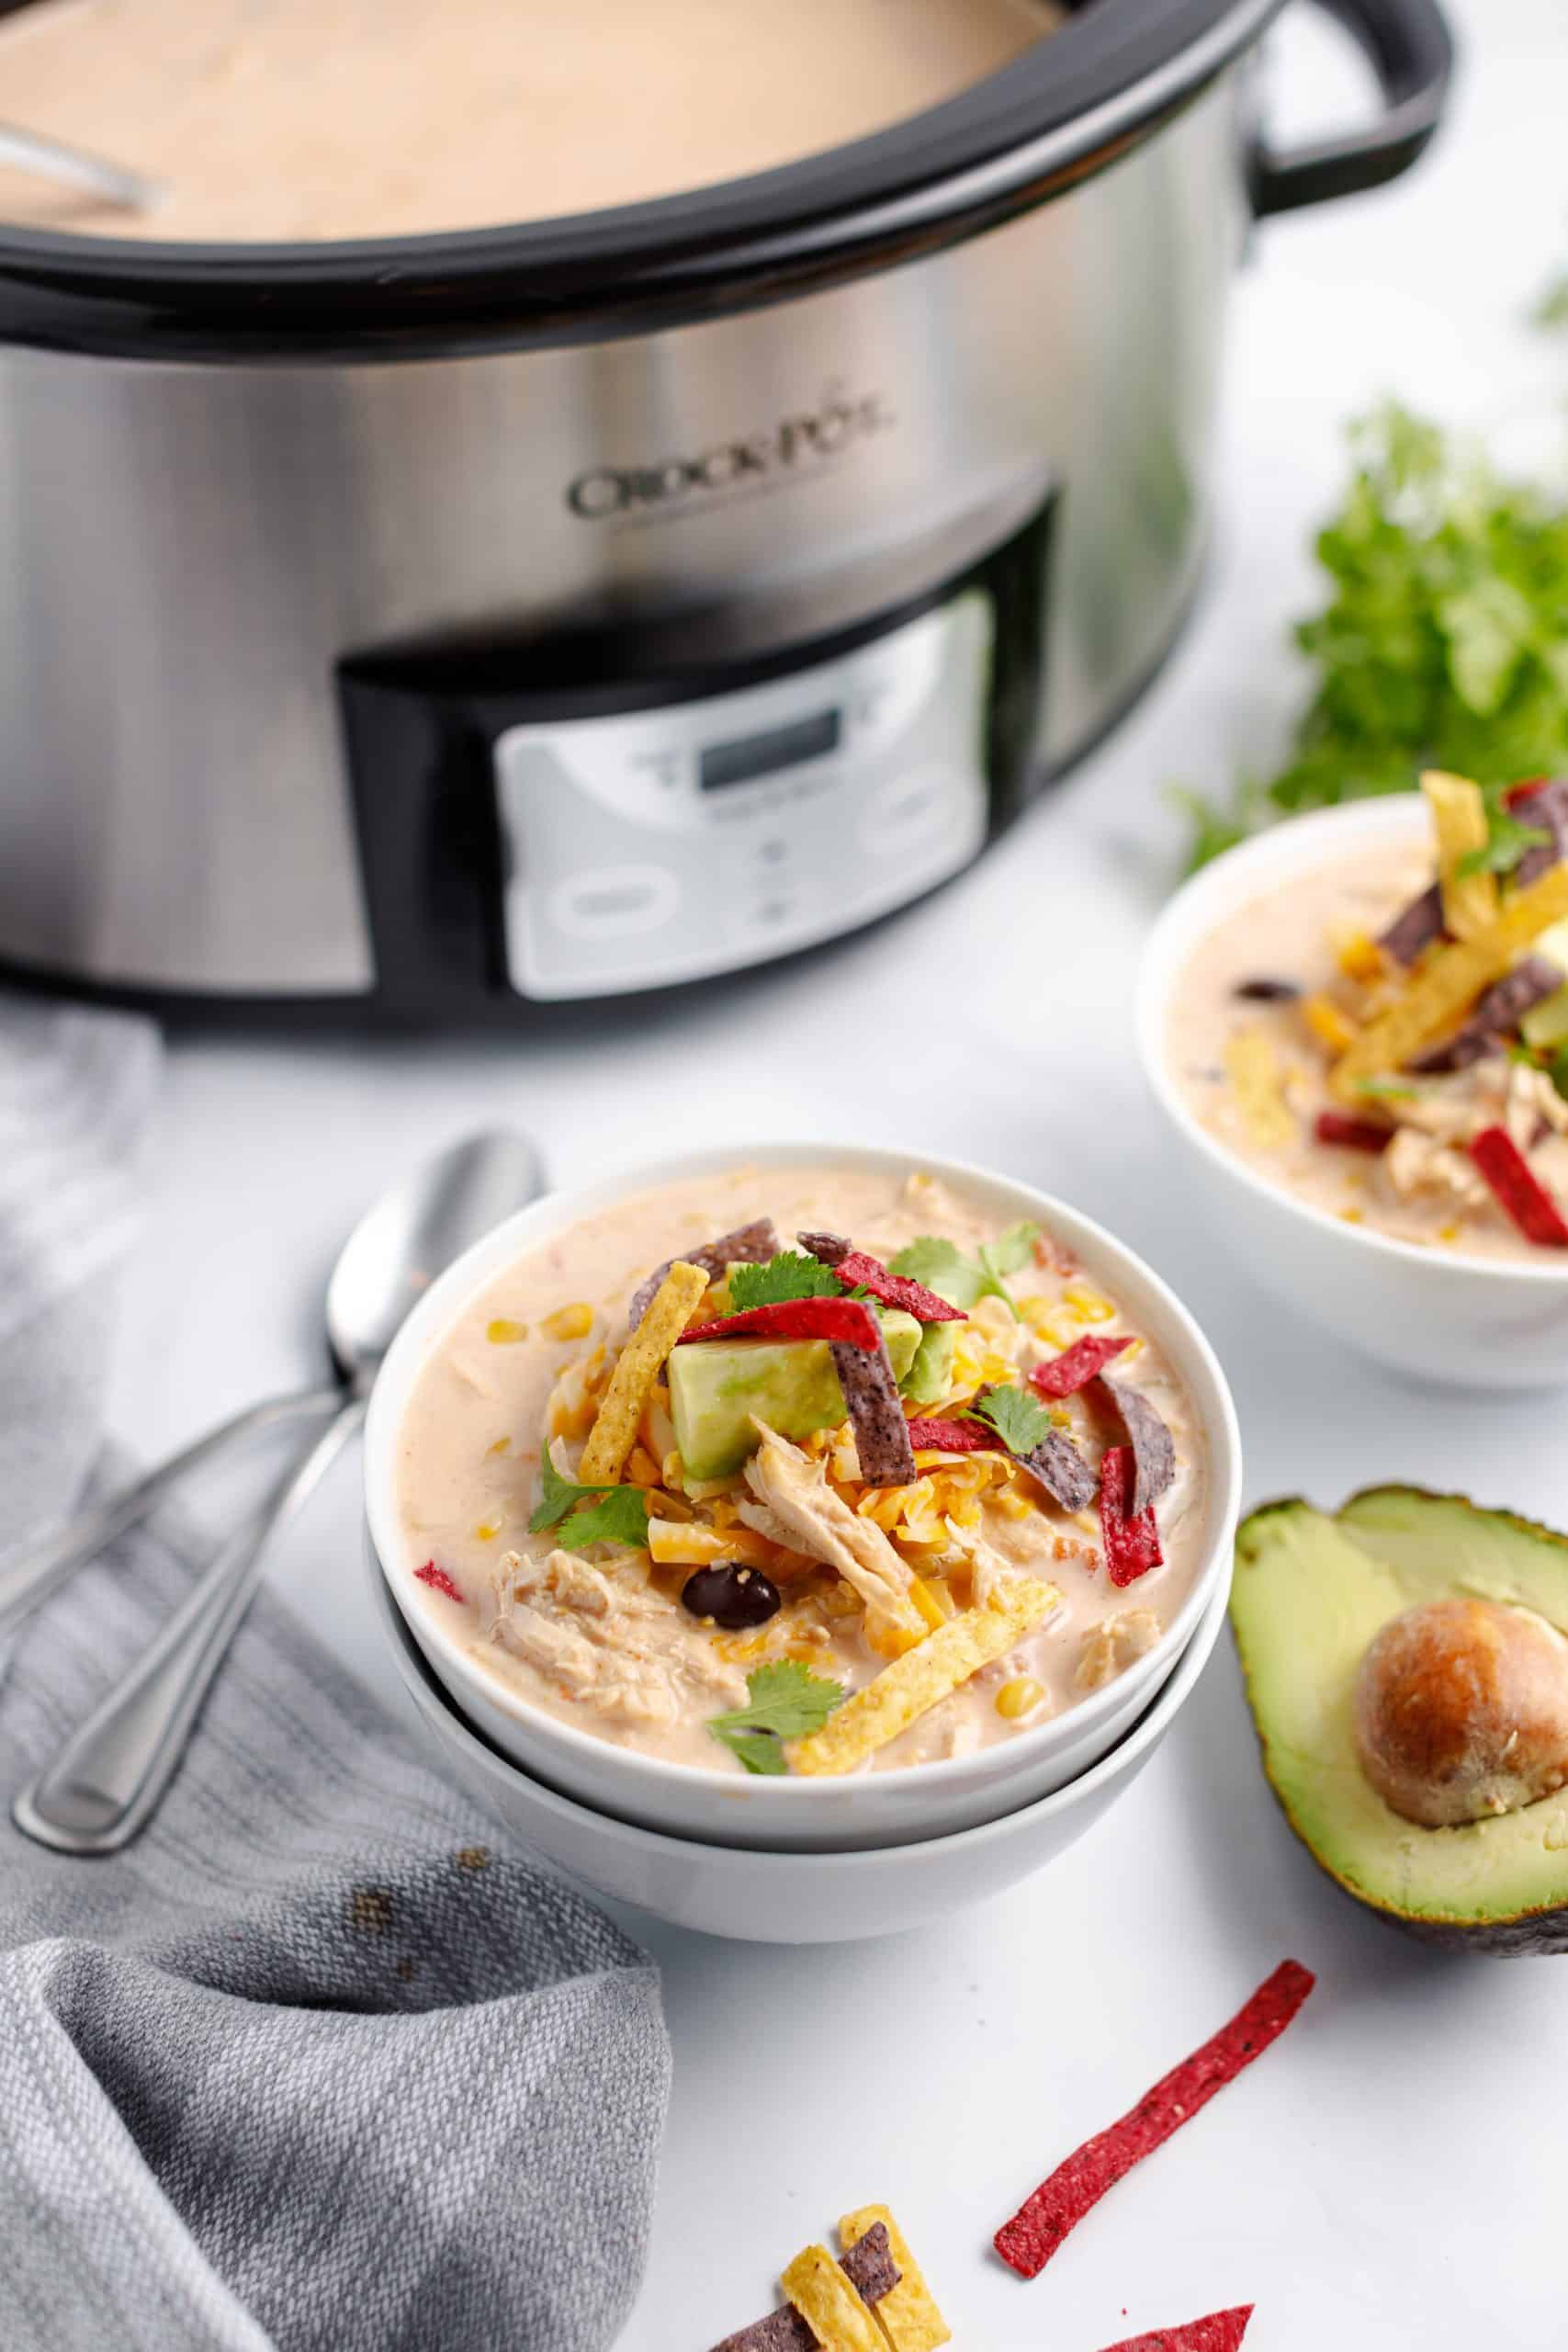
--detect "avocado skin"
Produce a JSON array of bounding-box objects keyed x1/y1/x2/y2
[{"x1": 1232, "y1": 1487, "x2": 1568, "y2": 1957}]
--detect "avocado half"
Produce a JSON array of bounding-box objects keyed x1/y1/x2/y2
[{"x1": 1232, "y1": 1486, "x2": 1568, "y2": 1954}]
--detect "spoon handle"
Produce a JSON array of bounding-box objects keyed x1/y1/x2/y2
[
  {"x1": 0, "y1": 1384, "x2": 344, "y2": 1644},
  {"x1": 13, "y1": 1397, "x2": 365, "y2": 1856}
]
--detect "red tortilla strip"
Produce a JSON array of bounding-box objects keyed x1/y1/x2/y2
[
  {"x1": 1314, "y1": 1111, "x2": 1393, "y2": 1153},
  {"x1": 1469, "y1": 1125, "x2": 1568, "y2": 1248},
  {"x1": 1030, "y1": 1334, "x2": 1132, "y2": 1397},
  {"x1": 994, "y1": 1961, "x2": 1315, "y2": 2281},
  {"x1": 906, "y1": 1417, "x2": 992, "y2": 1453},
  {"x1": 680, "y1": 1298, "x2": 883, "y2": 1349},
  {"x1": 413, "y1": 1561, "x2": 462, "y2": 1602},
  {"x1": 1094, "y1": 2307, "x2": 1255, "y2": 2352},
  {"x1": 828, "y1": 1250, "x2": 967, "y2": 1325},
  {"x1": 1099, "y1": 1447, "x2": 1162, "y2": 1586}
]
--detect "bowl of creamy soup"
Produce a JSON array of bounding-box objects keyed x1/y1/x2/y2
[
  {"x1": 1140, "y1": 793, "x2": 1568, "y2": 1389},
  {"x1": 367, "y1": 1142, "x2": 1239, "y2": 1850}
]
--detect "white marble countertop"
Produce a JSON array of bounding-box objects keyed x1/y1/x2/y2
[{"x1": 101, "y1": 2, "x2": 1568, "y2": 2343}]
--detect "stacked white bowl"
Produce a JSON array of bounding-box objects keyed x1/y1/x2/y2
[{"x1": 363, "y1": 1148, "x2": 1241, "y2": 1943}]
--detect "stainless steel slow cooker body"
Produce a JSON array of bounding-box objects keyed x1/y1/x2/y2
[{"x1": 0, "y1": 0, "x2": 1450, "y2": 1017}]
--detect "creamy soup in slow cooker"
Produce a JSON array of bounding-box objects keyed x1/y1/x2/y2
[{"x1": 0, "y1": 0, "x2": 1065, "y2": 243}]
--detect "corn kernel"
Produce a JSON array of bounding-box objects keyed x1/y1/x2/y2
[
  {"x1": 1302, "y1": 991, "x2": 1359, "y2": 1057},
  {"x1": 994, "y1": 1489, "x2": 1034, "y2": 1521},
  {"x1": 543, "y1": 1302, "x2": 594, "y2": 1343},
  {"x1": 995, "y1": 1676, "x2": 1044, "y2": 1721},
  {"x1": 474, "y1": 1520, "x2": 501, "y2": 1543},
  {"x1": 1336, "y1": 927, "x2": 1387, "y2": 985},
  {"x1": 486, "y1": 1317, "x2": 529, "y2": 1345},
  {"x1": 1340, "y1": 1205, "x2": 1364, "y2": 1225},
  {"x1": 486, "y1": 1435, "x2": 511, "y2": 1457},
  {"x1": 1063, "y1": 1283, "x2": 1115, "y2": 1324}
]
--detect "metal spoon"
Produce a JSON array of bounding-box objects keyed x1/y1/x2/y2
[
  {"x1": 0, "y1": 123, "x2": 163, "y2": 213},
  {"x1": 12, "y1": 1127, "x2": 545, "y2": 1855}
]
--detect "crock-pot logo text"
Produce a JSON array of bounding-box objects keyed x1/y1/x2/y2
[{"x1": 566, "y1": 387, "x2": 895, "y2": 520}]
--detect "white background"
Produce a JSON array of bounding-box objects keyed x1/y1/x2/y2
[{"x1": 101, "y1": 2, "x2": 1568, "y2": 2345}]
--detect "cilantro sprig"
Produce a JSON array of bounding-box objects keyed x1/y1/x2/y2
[
  {"x1": 529, "y1": 1451, "x2": 650, "y2": 1553},
  {"x1": 727, "y1": 1252, "x2": 846, "y2": 1312},
  {"x1": 706, "y1": 1659, "x2": 845, "y2": 1775},
  {"x1": 968, "y1": 1383, "x2": 1055, "y2": 1457},
  {"x1": 888, "y1": 1222, "x2": 1040, "y2": 1319},
  {"x1": 1455, "y1": 779, "x2": 1551, "y2": 879},
  {"x1": 1175, "y1": 403, "x2": 1568, "y2": 873}
]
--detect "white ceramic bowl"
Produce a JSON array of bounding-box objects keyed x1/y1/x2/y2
[
  {"x1": 366, "y1": 1143, "x2": 1241, "y2": 1849},
  {"x1": 1138, "y1": 798, "x2": 1568, "y2": 1390},
  {"x1": 368, "y1": 1546, "x2": 1231, "y2": 1943}
]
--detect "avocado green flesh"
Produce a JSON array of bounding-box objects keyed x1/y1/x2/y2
[
  {"x1": 1232, "y1": 1487, "x2": 1568, "y2": 1934},
  {"x1": 901, "y1": 1320, "x2": 959, "y2": 1408},
  {"x1": 668, "y1": 1311, "x2": 921, "y2": 1480}
]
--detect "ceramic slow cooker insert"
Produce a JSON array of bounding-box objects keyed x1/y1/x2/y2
[{"x1": 0, "y1": 0, "x2": 1450, "y2": 1016}]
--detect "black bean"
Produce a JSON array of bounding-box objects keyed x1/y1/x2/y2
[
  {"x1": 680, "y1": 1562, "x2": 782, "y2": 1631},
  {"x1": 1233, "y1": 977, "x2": 1301, "y2": 1002}
]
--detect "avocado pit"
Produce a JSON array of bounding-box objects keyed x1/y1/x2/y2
[{"x1": 1352, "y1": 1597, "x2": 1568, "y2": 1828}]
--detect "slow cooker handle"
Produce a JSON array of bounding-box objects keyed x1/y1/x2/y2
[{"x1": 1252, "y1": 0, "x2": 1453, "y2": 216}]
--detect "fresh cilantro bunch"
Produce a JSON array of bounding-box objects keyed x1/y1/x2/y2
[
  {"x1": 888, "y1": 1222, "x2": 1040, "y2": 1317},
  {"x1": 727, "y1": 1252, "x2": 845, "y2": 1311},
  {"x1": 706, "y1": 1660, "x2": 844, "y2": 1774},
  {"x1": 529, "y1": 1452, "x2": 649, "y2": 1552},
  {"x1": 1178, "y1": 404, "x2": 1568, "y2": 871}
]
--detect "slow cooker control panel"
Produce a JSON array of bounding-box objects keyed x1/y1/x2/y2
[{"x1": 492, "y1": 594, "x2": 992, "y2": 1000}]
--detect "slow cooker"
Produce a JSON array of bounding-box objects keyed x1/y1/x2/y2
[{"x1": 0, "y1": 0, "x2": 1450, "y2": 1019}]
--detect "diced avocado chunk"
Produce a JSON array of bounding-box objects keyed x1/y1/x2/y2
[
  {"x1": 877, "y1": 1309, "x2": 921, "y2": 1384},
  {"x1": 668, "y1": 1312, "x2": 922, "y2": 1480},
  {"x1": 1522, "y1": 982, "x2": 1568, "y2": 1048},
  {"x1": 900, "y1": 1320, "x2": 958, "y2": 1407},
  {"x1": 1232, "y1": 1487, "x2": 1568, "y2": 1950}
]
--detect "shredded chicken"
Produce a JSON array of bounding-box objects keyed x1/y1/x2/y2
[
  {"x1": 1381, "y1": 1126, "x2": 1488, "y2": 1209},
  {"x1": 492, "y1": 1546, "x2": 746, "y2": 1724},
  {"x1": 1075, "y1": 1610, "x2": 1161, "y2": 1693},
  {"x1": 742, "y1": 1422, "x2": 924, "y2": 1645},
  {"x1": 941, "y1": 1518, "x2": 1032, "y2": 1609}
]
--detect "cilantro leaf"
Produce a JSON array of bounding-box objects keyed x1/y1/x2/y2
[
  {"x1": 706, "y1": 1658, "x2": 845, "y2": 1771},
  {"x1": 528, "y1": 1450, "x2": 650, "y2": 1553},
  {"x1": 969, "y1": 1383, "x2": 1054, "y2": 1457},
  {"x1": 1549, "y1": 1044, "x2": 1568, "y2": 1106},
  {"x1": 727, "y1": 1252, "x2": 845, "y2": 1312},
  {"x1": 889, "y1": 1223, "x2": 1040, "y2": 1318},
  {"x1": 886, "y1": 1236, "x2": 984, "y2": 1308},
  {"x1": 1353, "y1": 1074, "x2": 1420, "y2": 1101},
  {"x1": 1174, "y1": 404, "x2": 1568, "y2": 873},
  {"x1": 1455, "y1": 778, "x2": 1551, "y2": 879}
]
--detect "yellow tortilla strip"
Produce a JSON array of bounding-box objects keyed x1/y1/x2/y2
[
  {"x1": 1331, "y1": 857, "x2": 1568, "y2": 1103},
  {"x1": 1422, "y1": 768, "x2": 1498, "y2": 941},
  {"x1": 1223, "y1": 1027, "x2": 1296, "y2": 1148},
  {"x1": 838, "y1": 2208, "x2": 951, "y2": 2352},
  {"x1": 787, "y1": 1579, "x2": 1060, "y2": 1777},
  {"x1": 576, "y1": 1261, "x2": 708, "y2": 1486},
  {"x1": 780, "y1": 2245, "x2": 885, "y2": 2352}
]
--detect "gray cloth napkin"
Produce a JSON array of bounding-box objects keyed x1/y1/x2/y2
[{"x1": 0, "y1": 999, "x2": 671, "y2": 2352}]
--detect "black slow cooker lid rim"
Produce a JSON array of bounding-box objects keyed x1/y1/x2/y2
[{"x1": 0, "y1": 0, "x2": 1281, "y2": 356}]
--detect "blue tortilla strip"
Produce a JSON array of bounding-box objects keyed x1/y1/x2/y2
[
  {"x1": 1093, "y1": 1378, "x2": 1176, "y2": 1518},
  {"x1": 708, "y1": 2225, "x2": 898, "y2": 2352},
  {"x1": 1378, "y1": 881, "x2": 1446, "y2": 967},
  {"x1": 626, "y1": 1218, "x2": 778, "y2": 1331},
  {"x1": 833, "y1": 1331, "x2": 918, "y2": 1488},
  {"x1": 1511, "y1": 777, "x2": 1568, "y2": 888},
  {"x1": 1018, "y1": 1429, "x2": 1098, "y2": 1515},
  {"x1": 1406, "y1": 954, "x2": 1563, "y2": 1073}
]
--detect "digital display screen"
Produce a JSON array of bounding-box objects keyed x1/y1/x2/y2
[{"x1": 698, "y1": 707, "x2": 841, "y2": 793}]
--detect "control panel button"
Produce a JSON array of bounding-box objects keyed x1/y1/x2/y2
[{"x1": 548, "y1": 866, "x2": 678, "y2": 939}]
